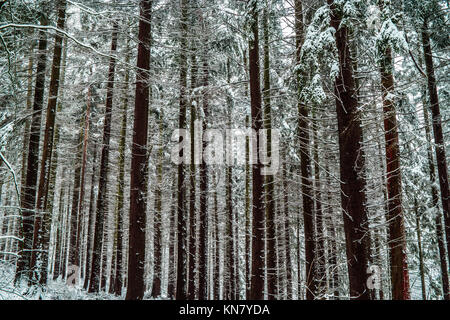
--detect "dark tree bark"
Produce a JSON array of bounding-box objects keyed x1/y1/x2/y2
[
  {"x1": 151, "y1": 111, "x2": 163, "y2": 298},
  {"x1": 198, "y1": 37, "x2": 209, "y2": 301},
  {"x1": 88, "y1": 22, "x2": 118, "y2": 293},
  {"x1": 76, "y1": 87, "x2": 91, "y2": 269},
  {"x1": 126, "y1": 0, "x2": 152, "y2": 300},
  {"x1": 213, "y1": 170, "x2": 220, "y2": 300},
  {"x1": 262, "y1": 6, "x2": 276, "y2": 300},
  {"x1": 312, "y1": 112, "x2": 326, "y2": 298},
  {"x1": 423, "y1": 103, "x2": 450, "y2": 300},
  {"x1": 328, "y1": 0, "x2": 370, "y2": 300},
  {"x1": 52, "y1": 182, "x2": 65, "y2": 280},
  {"x1": 324, "y1": 153, "x2": 339, "y2": 299},
  {"x1": 20, "y1": 45, "x2": 34, "y2": 202},
  {"x1": 377, "y1": 3, "x2": 411, "y2": 296},
  {"x1": 176, "y1": 0, "x2": 188, "y2": 300},
  {"x1": 224, "y1": 58, "x2": 235, "y2": 301},
  {"x1": 15, "y1": 12, "x2": 48, "y2": 285},
  {"x1": 83, "y1": 142, "x2": 97, "y2": 290},
  {"x1": 113, "y1": 54, "x2": 129, "y2": 297},
  {"x1": 30, "y1": 0, "x2": 67, "y2": 287},
  {"x1": 248, "y1": 0, "x2": 265, "y2": 300},
  {"x1": 243, "y1": 49, "x2": 252, "y2": 300},
  {"x1": 414, "y1": 198, "x2": 426, "y2": 299},
  {"x1": 421, "y1": 19, "x2": 450, "y2": 267},
  {"x1": 187, "y1": 46, "x2": 198, "y2": 300},
  {"x1": 167, "y1": 177, "x2": 177, "y2": 298},
  {"x1": 295, "y1": 0, "x2": 316, "y2": 300},
  {"x1": 68, "y1": 122, "x2": 83, "y2": 270},
  {"x1": 282, "y1": 157, "x2": 292, "y2": 299},
  {"x1": 49, "y1": 37, "x2": 68, "y2": 281}
]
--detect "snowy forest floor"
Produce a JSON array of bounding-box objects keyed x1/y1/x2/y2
[{"x1": 0, "y1": 262, "x2": 122, "y2": 300}]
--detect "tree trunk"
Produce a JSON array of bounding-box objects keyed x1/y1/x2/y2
[
  {"x1": 83, "y1": 143, "x2": 97, "y2": 290},
  {"x1": 76, "y1": 86, "x2": 91, "y2": 272},
  {"x1": 88, "y1": 22, "x2": 118, "y2": 293},
  {"x1": 167, "y1": 177, "x2": 177, "y2": 298},
  {"x1": 262, "y1": 5, "x2": 276, "y2": 300},
  {"x1": 328, "y1": 0, "x2": 370, "y2": 300},
  {"x1": 20, "y1": 44, "x2": 34, "y2": 201},
  {"x1": 187, "y1": 47, "x2": 198, "y2": 300},
  {"x1": 112, "y1": 54, "x2": 129, "y2": 297},
  {"x1": 423, "y1": 102, "x2": 450, "y2": 300},
  {"x1": 312, "y1": 111, "x2": 326, "y2": 298},
  {"x1": 295, "y1": 0, "x2": 316, "y2": 300},
  {"x1": 282, "y1": 158, "x2": 292, "y2": 299},
  {"x1": 421, "y1": 19, "x2": 450, "y2": 267},
  {"x1": 126, "y1": 0, "x2": 152, "y2": 300},
  {"x1": 151, "y1": 110, "x2": 163, "y2": 298},
  {"x1": 176, "y1": 0, "x2": 188, "y2": 300},
  {"x1": 414, "y1": 198, "x2": 426, "y2": 299},
  {"x1": 30, "y1": 0, "x2": 67, "y2": 287},
  {"x1": 198, "y1": 36, "x2": 209, "y2": 301},
  {"x1": 52, "y1": 182, "x2": 65, "y2": 280},
  {"x1": 378, "y1": 6, "x2": 410, "y2": 296},
  {"x1": 68, "y1": 123, "x2": 83, "y2": 270},
  {"x1": 243, "y1": 49, "x2": 252, "y2": 300},
  {"x1": 248, "y1": 0, "x2": 265, "y2": 300},
  {"x1": 15, "y1": 12, "x2": 48, "y2": 285},
  {"x1": 213, "y1": 171, "x2": 220, "y2": 300}
]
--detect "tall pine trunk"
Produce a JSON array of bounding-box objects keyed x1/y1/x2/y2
[
  {"x1": 421, "y1": 19, "x2": 450, "y2": 266},
  {"x1": 378, "y1": 17, "x2": 410, "y2": 298},
  {"x1": 423, "y1": 103, "x2": 450, "y2": 300},
  {"x1": 328, "y1": 0, "x2": 370, "y2": 299},
  {"x1": 112, "y1": 53, "x2": 129, "y2": 297},
  {"x1": 176, "y1": 0, "x2": 188, "y2": 300},
  {"x1": 88, "y1": 22, "x2": 118, "y2": 293},
  {"x1": 82, "y1": 143, "x2": 97, "y2": 290},
  {"x1": 126, "y1": 0, "x2": 152, "y2": 300},
  {"x1": 262, "y1": 5, "x2": 276, "y2": 300},
  {"x1": 198, "y1": 31, "x2": 209, "y2": 300},
  {"x1": 30, "y1": 0, "x2": 67, "y2": 287},
  {"x1": 187, "y1": 48, "x2": 198, "y2": 300},
  {"x1": 248, "y1": 0, "x2": 265, "y2": 300},
  {"x1": 151, "y1": 110, "x2": 163, "y2": 298},
  {"x1": 15, "y1": 12, "x2": 49, "y2": 285},
  {"x1": 295, "y1": 0, "x2": 316, "y2": 300}
]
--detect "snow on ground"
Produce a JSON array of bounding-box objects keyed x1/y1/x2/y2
[{"x1": 0, "y1": 261, "x2": 120, "y2": 300}]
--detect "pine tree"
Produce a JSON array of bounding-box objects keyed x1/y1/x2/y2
[
  {"x1": 126, "y1": 0, "x2": 152, "y2": 300},
  {"x1": 328, "y1": 0, "x2": 370, "y2": 300},
  {"x1": 88, "y1": 22, "x2": 119, "y2": 293},
  {"x1": 248, "y1": 0, "x2": 265, "y2": 300}
]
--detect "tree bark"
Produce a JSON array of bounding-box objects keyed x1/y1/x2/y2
[
  {"x1": 421, "y1": 19, "x2": 450, "y2": 267},
  {"x1": 312, "y1": 111, "x2": 326, "y2": 298},
  {"x1": 88, "y1": 22, "x2": 118, "y2": 293},
  {"x1": 151, "y1": 110, "x2": 163, "y2": 298},
  {"x1": 198, "y1": 35, "x2": 209, "y2": 300},
  {"x1": 328, "y1": 0, "x2": 370, "y2": 299},
  {"x1": 295, "y1": 0, "x2": 316, "y2": 300},
  {"x1": 248, "y1": 0, "x2": 265, "y2": 300},
  {"x1": 176, "y1": 0, "x2": 188, "y2": 300},
  {"x1": 15, "y1": 12, "x2": 48, "y2": 285},
  {"x1": 126, "y1": 0, "x2": 152, "y2": 300},
  {"x1": 30, "y1": 0, "x2": 67, "y2": 287},
  {"x1": 82, "y1": 142, "x2": 97, "y2": 290},
  {"x1": 423, "y1": 102, "x2": 450, "y2": 300},
  {"x1": 378, "y1": 22, "x2": 410, "y2": 298},
  {"x1": 187, "y1": 49, "x2": 198, "y2": 300},
  {"x1": 263, "y1": 5, "x2": 276, "y2": 300}
]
